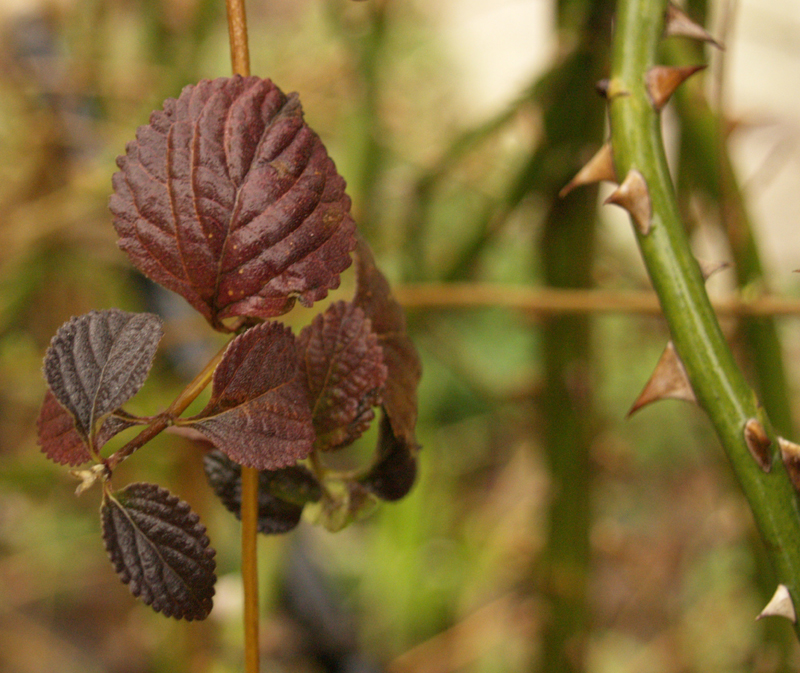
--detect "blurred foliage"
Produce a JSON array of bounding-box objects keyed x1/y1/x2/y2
[{"x1": 2, "y1": 0, "x2": 800, "y2": 672}]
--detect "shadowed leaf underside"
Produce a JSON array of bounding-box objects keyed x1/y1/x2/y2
[{"x1": 203, "y1": 450, "x2": 321, "y2": 534}]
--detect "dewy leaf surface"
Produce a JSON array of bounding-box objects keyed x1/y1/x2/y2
[
  {"x1": 110, "y1": 76, "x2": 356, "y2": 330},
  {"x1": 353, "y1": 236, "x2": 421, "y2": 451},
  {"x1": 297, "y1": 301, "x2": 387, "y2": 451},
  {"x1": 181, "y1": 321, "x2": 315, "y2": 470},
  {"x1": 42, "y1": 310, "x2": 163, "y2": 444},
  {"x1": 101, "y1": 482, "x2": 216, "y2": 620}
]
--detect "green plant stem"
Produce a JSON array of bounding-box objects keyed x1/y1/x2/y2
[
  {"x1": 608, "y1": 0, "x2": 800, "y2": 637},
  {"x1": 224, "y1": 0, "x2": 260, "y2": 668},
  {"x1": 535, "y1": 4, "x2": 612, "y2": 670}
]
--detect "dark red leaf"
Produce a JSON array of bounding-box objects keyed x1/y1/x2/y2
[
  {"x1": 110, "y1": 76, "x2": 356, "y2": 331},
  {"x1": 361, "y1": 411, "x2": 417, "y2": 501},
  {"x1": 297, "y1": 301, "x2": 387, "y2": 451},
  {"x1": 180, "y1": 321, "x2": 315, "y2": 470},
  {"x1": 203, "y1": 450, "x2": 321, "y2": 534},
  {"x1": 37, "y1": 389, "x2": 92, "y2": 466},
  {"x1": 101, "y1": 482, "x2": 216, "y2": 620},
  {"x1": 42, "y1": 310, "x2": 163, "y2": 445},
  {"x1": 37, "y1": 390, "x2": 141, "y2": 466},
  {"x1": 352, "y1": 236, "x2": 421, "y2": 450}
]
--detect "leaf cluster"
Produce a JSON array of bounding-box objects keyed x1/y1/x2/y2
[{"x1": 36, "y1": 76, "x2": 421, "y2": 620}]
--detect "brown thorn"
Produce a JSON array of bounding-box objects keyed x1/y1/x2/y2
[
  {"x1": 604, "y1": 169, "x2": 652, "y2": 235},
  {"x1": 665, "y1": 3, "x2": 725, "y2": 50},
  {"x1": 559, "y1": 143, "x2": 617, "y2": 198},
  {"x1": 697, "y1": 258, "x2": 730, "y2": 281},
  {"x1": 628, "y1": 341, "x2": 696, "y2": 416},
  {"x1": 744, "y1": 418, "x2": 772, "y2": 472},
  {"x1": 757, "y1": 584, "x2": 796, "y2": 623},
  {"x1": 778, "y1": 437, "x2": 800, "y2": 492},
  {"x1": 647, "y1": 65, "x2": 707, "y2": 112}
]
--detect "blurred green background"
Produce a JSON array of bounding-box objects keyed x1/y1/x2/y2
[{"x1": 3, "y1": 0, "x2": 800, "y2": 671}]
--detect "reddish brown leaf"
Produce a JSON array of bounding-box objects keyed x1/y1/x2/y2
[
  {"x1": 37, "y1": 390, "x2": 145, "y2": 466},
  {"x1": 110, "y1": 76, "x2": 356, "y2": 330},
  {"x1": 180, "y1": 321, "x2": 315, "y2": 470},
  {"x1": 297, "y1": 301, "x2": 387, "y2": 451},
  {"x1": 37, "y1": 389, "x2": 92, "y2": 466},
  {"x1": 352, "y1": 236, "x2": 421, "y2": 451}
]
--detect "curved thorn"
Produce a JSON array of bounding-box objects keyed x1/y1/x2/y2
[
  {"x1": 629, "y1": 341, "x2": 696, "y2": 416},
  {"x1": 665, "y1": 3, "x2": 724, "y2": 50},
  {"x1": 778, "y1": 437, "x2": 800, "y2": 492},
  {"x1": 604, "y1": 169, "x2": 652, "y2": 235},
  {"x1": 559, "y1": 143, "x2": 617, "y2": 198},
  {"x1": 744, "y1": 418, "x2": 772, "y2": 472},
  {"x1": 647, "y1": 65, "x2": 707, "y2": 112},
  {"x1": 757, "y1": 584, "x2": 796, "y2": 623}
]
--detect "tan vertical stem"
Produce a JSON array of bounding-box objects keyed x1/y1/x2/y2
[
  {"x1": 226, "y1": 0, "x2": 250, "y2": 78},
  {"x1": 224, "y1": 0, "x2": 258, "y2": 671}
]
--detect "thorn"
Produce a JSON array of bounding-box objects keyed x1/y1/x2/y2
[
  {"x1": 665, "y1": 3, "x2": 724, "y2": 50},
  {"x1": 744, "y1": 418, "x2": 772, "y2": 472},
  {"x1": 646, "y1": 65, "x2": 707, "y2": 112},
  {"x1": 757, "y1": 584, "x2": 796, "y2": 623},
  {"x1": 604, "y1": 169, "x2": 652, "y2": 235},
  {"x1": 778, "y1": 437, "x2": 800, "y2": 491},
  {"x1": 697, "y1": 258, "x2": 730, "y2": 281},
  {"x1": 629, "y1": 341, "x2": 696, "y2": 416},
  {"x1": 559, "y1": 143, "x2": 617, "y2": 198}
]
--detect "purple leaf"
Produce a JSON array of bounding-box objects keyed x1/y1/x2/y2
[
  {"x1": 101, "y1": 482, "x2": 216, "y2": 620},
  {"x1": 42, "y1": 310, "x2": 163, "y2": 446},
  {"x1": 297, "y1": 301, "x2": 387, "y2": 451},
  {"x1": 37, "y1": 389, "x2": 93, "y2": 466},
  {"x1": 352, "y1": 236, "x2": 421, "y2": 451},
  {"x1": 37, "y1": 390, "x2": 141, "y2": 466},
  {"x1": 110, "y1": 76, "x2": 356, "y2": 331},
  {"x1": 181, "y1": 321, "x2": 315, "y2": 470},
  {"x1": 203, "y1": 450, "x2": 321, "y2": 534},
  {"x1": 361, "y1": 411, "x2": 417, "y2": 501}
]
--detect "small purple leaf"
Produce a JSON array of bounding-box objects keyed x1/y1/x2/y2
[
  {"x1": 101, "y1": 482, "x2": 216, "y2": 620},
  {"x1": 297, "y1": 301, "x2": 387, "y2": 451},
  {"x1": 181, "y1": 321, "x2": 315, "y2": 470},
  {"x1": 110, "y1": 76, "x2": 356, "y2": 331},
  {"x1": 42, "y1": 310, "x2": 163, "y2": 445}
]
